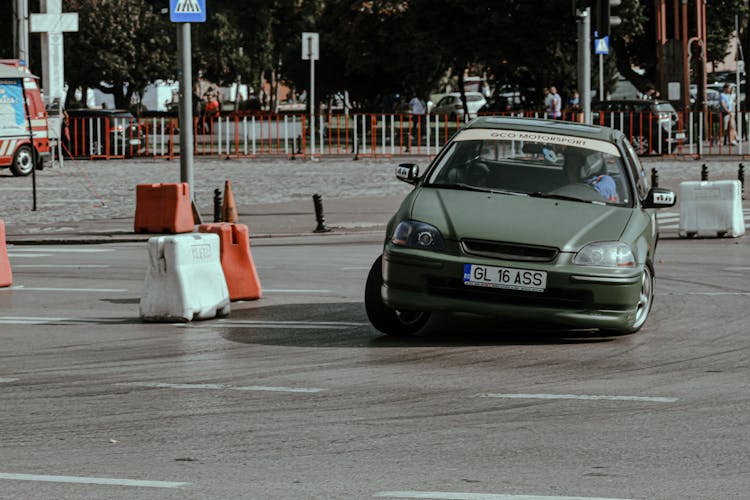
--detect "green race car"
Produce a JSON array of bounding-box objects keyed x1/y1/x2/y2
[{"x1": 365, "y1": 116, "x2": 676, "y2": 336}]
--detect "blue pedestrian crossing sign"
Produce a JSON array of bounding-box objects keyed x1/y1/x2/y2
[
  {"x1": 595, "y1": 36, "x2": 610, "y2": 55},
  {"x1": 170, "y1": 0, "x2": 206, "y2": 23}
]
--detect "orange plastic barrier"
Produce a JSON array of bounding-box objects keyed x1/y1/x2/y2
[
  {"x1": 134, "y1": 182, "x2": 194, "y2": 234},
  {"x1": 0, "y1": 220, "x2": 12, "y2": 287},
  {"x1": 198, "y1": 222, "x2": 261, "y2": 301}
]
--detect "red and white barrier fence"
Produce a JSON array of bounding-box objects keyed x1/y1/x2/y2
[{"x1": 61, "y1": 111, "x2": 750, "y2": 160}]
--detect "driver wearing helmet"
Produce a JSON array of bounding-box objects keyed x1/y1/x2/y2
[{"x1": 563, "y1": 148, "x2": 619, "y2": 203}]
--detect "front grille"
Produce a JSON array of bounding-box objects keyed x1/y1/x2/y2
[
  {"x1": 428, "y1": 277, "x2": 591, "y2": 309},
  {"x1": 461, "y1": 239, "x2": 559, "y2": 262}
]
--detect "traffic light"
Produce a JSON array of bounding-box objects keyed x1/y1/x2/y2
[{"x1": 594, "y1": 0, "x2": 622, "y2": 36}]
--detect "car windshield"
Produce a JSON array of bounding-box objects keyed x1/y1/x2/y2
[{"x1": 425, "y1": 128, "x2": 631, "y2": 206}]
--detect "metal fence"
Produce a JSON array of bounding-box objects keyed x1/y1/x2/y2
[{"x1": 62, "y1": 110, "x2": 750, "y2": 160}]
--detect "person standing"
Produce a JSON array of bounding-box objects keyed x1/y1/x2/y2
[
  {"x1": 720, "y1": 83, "x2": 737, "y2": 145},
  {"x1": 406, "y1": 93, "x2": 425, "y2": 152},
  {"x1": 548, "y1": 86, "x2": 562, "y2": 119}
]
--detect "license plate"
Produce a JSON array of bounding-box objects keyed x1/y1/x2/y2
[
  {"x1": 463, "y1": 264, "x2": 547, "y2": 292},
  {"x1": 674, "y1": 132, "x2": 686, "y2": 140}
]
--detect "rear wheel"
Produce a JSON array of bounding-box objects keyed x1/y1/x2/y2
[
  {"x1": 364, "y1": 255, "x2": 430, "y2": 336},
  {"x1": 631, "y1": 134, "x2": 650, "y2": 154},
  {"x1": 601, "y1": 264, "x2": 654, "y2": 335},
  {"x1": 10, "y1": 145, "x2": 34, "y2": 176}
]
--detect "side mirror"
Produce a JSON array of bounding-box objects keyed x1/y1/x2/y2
[
  {"x1": 395, "y1": 163, "x2": 420, "y2": 184},
  {"x1": 643, "y1": 187, "x2": 676, "y2": 209}
]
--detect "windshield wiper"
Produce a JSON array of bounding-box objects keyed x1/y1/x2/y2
[
  {"x1": 431, "y1": 183, "x2": 526, "y2": 196},
  {"x1": 527, "y1": 192, "x2": 592, "y2": 203},
  {"x1": 430, "y1": 182, "x2": 492, "y2": 193}
]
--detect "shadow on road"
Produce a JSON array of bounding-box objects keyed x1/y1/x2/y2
[{"x1": 219, "y1": 302, "x2": 616, "y2": 348}]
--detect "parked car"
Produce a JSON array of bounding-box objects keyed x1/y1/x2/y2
[
  {"x1": 364, "y1": 116, "x2": 677, "y2": 336},
  {"x1": 430, "y1": 92, "x2": 487, "y2": 120},
  {"x1": 66, "y1": 109, "x2": 144, "y2": 158},
  {"x1": 591, "y1": 99, "x2": 685, "y2": 154}
]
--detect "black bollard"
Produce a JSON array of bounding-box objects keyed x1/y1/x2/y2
[
  {"x1": 651, "y1": 167, "x2": 659, "y2": 188},
  {"x1": 740, "y1": 163, "x2": 745, "y2": 199},
  {"x1": 701, "y1": 164, "x2": 709, "y2": 181},
  {"x1": 312, "y1": 194, "x2": 332, "y2": 233},
  {"x1": 213, "y1": 188, "x2": 222, "y2": 223}
]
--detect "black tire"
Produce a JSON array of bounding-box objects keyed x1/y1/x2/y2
[
  {"x1": 10, "y1": 145, "x2": 34, "y2": 176},
  {"x1": 364, "y1": 255, "x2": 430, "y2": 336},
  {"x1": 631, "y1": 134, "x2": 650, "y2": 154},
  {"x1": 600, "y1": 263, "x2": 654, "y2": 335}
]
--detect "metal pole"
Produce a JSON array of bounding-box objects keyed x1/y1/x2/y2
[
  {"x1": 16, "y1": 0, "x2": 29, "y2": 62},
  {"x1": 736, "y1": 15, "x2": 743, "y2": 148},
  {"x1": 309, "y1": 38, "x2": 315, "y2": 155},
  {"x1": 578, "y1": 7, "x2": 592, "y2": 124},
  {"x1": 177, "y1": 23, "x2": 194, "y2": 201},
  {"x1": 599, "y1": 54, "x2": 605, "y2": 101}
]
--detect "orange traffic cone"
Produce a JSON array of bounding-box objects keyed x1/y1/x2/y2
[{"x1": 222, "y1": 180, "x2": 239, "y2": 223}]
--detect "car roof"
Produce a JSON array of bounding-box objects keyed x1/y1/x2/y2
[
  {"x1": 442, "y1": 92, "x2": 485, "y2": 97},
  {"x1": 66, "y1": 108, "x2": 134, "y2": 117},
  {"x1": 595, "y1": 99, "x2": 672, "y2": 105},
  {"x1": 465, "y1": 116, "x2": 621, "y2": 142}
]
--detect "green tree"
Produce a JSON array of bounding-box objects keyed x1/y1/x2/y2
[{"x1": 65, "y1": 0, "x2": 174, "y2": 110}]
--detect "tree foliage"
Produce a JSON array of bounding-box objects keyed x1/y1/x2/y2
[
  {"x1": 1, "y1": 0, "x2": 745, "y2": 112},
  {"x1": 65, "y1": 0, "x2": 174, "y2": 109}
]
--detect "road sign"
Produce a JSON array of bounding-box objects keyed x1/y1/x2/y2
[
  {"x1": 302, "y1": 32, "x2": 319, "y2": 61},
  {"x1": 170, "y1": 0, "x2": 206, "y2": 23},
  {"x1": 594, "y1": 36, "x2": 610, "y2": 55}
]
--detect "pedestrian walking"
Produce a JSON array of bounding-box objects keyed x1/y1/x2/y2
[
  {"x1": 720, "y1": 83, "x2": 737, "y2": 145},
  {"x1": 548, "y1": 86, "x2": 562, "y2": 119},
  {"x1": 406, "y1": 93, "x2": 425, "y2": 152}
]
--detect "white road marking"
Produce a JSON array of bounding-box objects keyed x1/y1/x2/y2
[
  {"x1": 8, "y1": 248, "x2": 115, "y2": 253},
  {"x1": 0, "y1": 187, "x2": 71, "y2": 191},
  {"x1": 182, "y1": 323, "x2": 351, "y2": 330},
  {"x1": 0, "y1": 317, "x2": 73, "y2": 324},
  {"x1": 115, "y1": 382, "x2": 325, "y2": 393},
  {"x1": 476, "y1": 393, "x2": 677, "y2": 403},
  {"x1": 374, "y1": 492, "x2": 632, "y2": 500},
  {"x1": 262, "y1": 288, "x2": 332, "y2": 293},
  {"x1": 3, "y1": 286, "x2": 128, "y2": 292},
  {"x1": 341, "y1": 266, "x2": 370, "y2": 270},
  {"x1": 9, "y1": 264, "x2": 110, "y2": 268},
  {"x1": 0, "y1": 378, "x2": 19, "y2": 383},
  {"x1": 0, "y1": 472, "x2": 189, "y2": 489},
  {"x1": 664, "y1": 291, "x2": 750, "y2": 296},
  {"x1": 7, "y1": 253, "x2": 53, "y2": 258}
]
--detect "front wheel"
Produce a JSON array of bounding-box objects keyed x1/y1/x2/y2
[
  {"x1": 600, "y1": 264, "x2": 654, "y2": 335},
  {"x1": 10, "y1": 145, "x2": 34, "y2": 176},
  {"x1": 364, "y1": 255, "x2": 430, "y2": 336}
]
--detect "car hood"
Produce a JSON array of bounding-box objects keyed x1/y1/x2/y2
[{"x1": 410, "y1": 188, "x2": 631, "y2": 252}]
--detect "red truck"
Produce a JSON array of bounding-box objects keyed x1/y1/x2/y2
[{"x1": 0, "y1": 59, "x2": 50, "y2": 176}]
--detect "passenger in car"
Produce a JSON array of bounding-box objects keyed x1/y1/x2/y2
[{"x1": 563, "y1": 148, "x2": 619, "y2": 203}]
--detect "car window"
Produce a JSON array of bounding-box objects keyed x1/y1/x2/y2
[
  {"x1": 621, "y1": 139, "x2": 650, "y2": 200},
  {"x1": 467, "y1": 95, "x2": 483, "y2": 102},
  {"x1": 426, "y1": 129, "x2": 628, "y2": 206},
  {"x1": 653, "y1": 102, "x2": 676, "y2": 112},
  {"x1": 437, "y1": 97, "x2": 451, "y2": 106}
]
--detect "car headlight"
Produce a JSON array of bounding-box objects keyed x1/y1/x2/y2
[
  {"x1": 573, "y1": 241, "x2": 635, "y2": 268},
  {"x1": 391, "y1": 220, "x2": 445, "y2": 251}
]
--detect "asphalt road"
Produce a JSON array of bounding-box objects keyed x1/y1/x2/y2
[{"x1": 1, "y1": 232, "x2": 749, "y2": 499}]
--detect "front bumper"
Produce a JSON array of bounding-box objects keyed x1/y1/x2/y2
[{"x1": 382, "y1": 244, "x2": 643, "y2": 330}]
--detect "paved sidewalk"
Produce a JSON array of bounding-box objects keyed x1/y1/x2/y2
[{"x1": 1, "y1": 156, "x2": 747, "y2": 244}]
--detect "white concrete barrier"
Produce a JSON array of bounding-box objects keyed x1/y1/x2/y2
[
  {"x1": 679, "y1": 180, "x2": 745, "y2": 238},
  {"x1": 139, "y1": 233, "x2": 231, "y2": 322}
]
